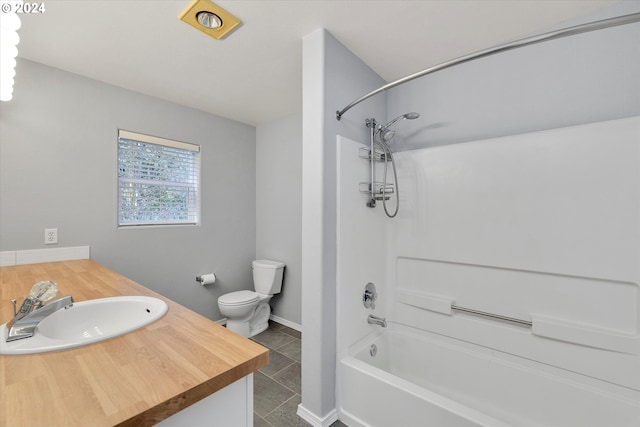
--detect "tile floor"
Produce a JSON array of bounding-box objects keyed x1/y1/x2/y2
[{"x1": 250, "y1": 322, "x2": 348, "y2": 427}]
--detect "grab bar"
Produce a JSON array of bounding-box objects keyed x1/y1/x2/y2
[
  {"x1": 395, "y1": 289, "x2": 637, "y2": 354},
  {"x1": 451, "y1": 304, "x2": 532, "y2": 327}
]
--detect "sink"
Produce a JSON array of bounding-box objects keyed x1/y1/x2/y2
[{"x1": 0, "y1": 296, "x2": 168, "y2": 355}]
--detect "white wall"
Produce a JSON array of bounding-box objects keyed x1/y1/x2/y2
[
  {"x1": 336, "y1": 117, "x2": 640, "y2": 423},
  {"x1": 391, "y1": 117, "x2": 640, "y2": 390},
  {"x1": 0, "y1": 59, "x2": 257, "y2": 321},
  {"x1": 256, "y1": 113, "x2": 302, "y2": 327},
  {"x1": 333, "y1": 1, "x2": 640, "y2": 350},
  {"x1": 336, "y1": 136, "x2": 390, "y2": 355}
]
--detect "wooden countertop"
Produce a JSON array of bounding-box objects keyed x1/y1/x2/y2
[{"x1": 0, "y1": 260, "x2": 269, "y2": 427}]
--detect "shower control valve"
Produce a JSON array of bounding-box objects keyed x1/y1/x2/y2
[{"x1": 363, "y1": 282, "x2": 377, "y2": 309}]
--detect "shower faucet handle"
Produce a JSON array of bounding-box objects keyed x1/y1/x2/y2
[{"x1": 363, "y1": 283, "x2": 378, "y2": 309}]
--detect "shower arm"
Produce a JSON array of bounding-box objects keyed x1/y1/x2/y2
[{"x1": 336, "y1": 12, "x2": 640, "y2": 121}]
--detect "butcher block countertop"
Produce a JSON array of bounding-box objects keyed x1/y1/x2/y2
[{"x1": 0, "y1": 259, "x2": 269, "y2": 427}]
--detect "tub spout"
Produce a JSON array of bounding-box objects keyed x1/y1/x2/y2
[{"x1": 367, "y1": 314, "x2": 387, "y2": 328}]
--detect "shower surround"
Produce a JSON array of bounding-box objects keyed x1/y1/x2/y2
[
  {"x1": 336, "y1": 117, "x2": 640, "y2": 426},
  {"x1": 299, "y1": 6, "x2": 640, "y2": 423}
]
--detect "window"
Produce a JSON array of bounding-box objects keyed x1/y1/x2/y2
[{"x1": 118, "y1": 130, "x2": 200, "y2": 226}]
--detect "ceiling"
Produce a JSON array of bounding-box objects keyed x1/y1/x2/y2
[{"x1": 17, "y1": 0, "x2": 618, "y2": 126}]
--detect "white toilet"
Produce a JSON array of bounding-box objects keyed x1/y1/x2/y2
[{"x1": 218, "y1": 259, "x2": 285, "y2": 338}]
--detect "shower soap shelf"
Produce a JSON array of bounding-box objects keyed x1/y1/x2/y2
[
  {"x1": 359, "y1": 147, "x2": 388, "y2": 162},
  {"x1": 360, "y1": 182, "x2": 394, "y2": 200}
]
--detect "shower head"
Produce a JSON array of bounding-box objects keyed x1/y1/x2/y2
[
  {"x1": 383, "y1": 112, "x2": 420, "y2": 129},
  {"x1": 377, "y1": 112, "x2": 420, "y2": 142},
  {"x1": 378, "y1": 127, "x2": 396, "y2": 142}
]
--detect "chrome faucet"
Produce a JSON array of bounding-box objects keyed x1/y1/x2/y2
[
  {"x1": 367, "y1": 314, "x2": 387, "y2": 328},
  {"x1": 6, "y1": 295, "x2": 74, "y2": 342}
]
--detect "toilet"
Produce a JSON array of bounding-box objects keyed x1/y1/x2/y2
[{"x1": 218, "y1": 259, "x2": 285, "y2": 338}]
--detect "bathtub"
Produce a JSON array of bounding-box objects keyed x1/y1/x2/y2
[{"x1": 337, "y1": 324, "x2": 639, "y2": 427}]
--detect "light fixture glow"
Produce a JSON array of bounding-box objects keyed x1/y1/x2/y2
[
  {"x1": 0, "y1": 0, "x2": 22, "y2": 102},
  {"x1": 196, "y1": 11, "x2": 222, "y2": 29},
  {"x1": 1, "y1": 27, "x2": 20, "y2": 45},
  {"x1": 0, "y1": 7, "x2": 21, "y2": 31}
]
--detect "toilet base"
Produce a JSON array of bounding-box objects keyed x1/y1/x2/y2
[
  {"x1": 226, "y1": 302, "x2": 271, "y2": 338},
  {"x1": 249, "y1": 320, "x2": 269, "y2": 337}
]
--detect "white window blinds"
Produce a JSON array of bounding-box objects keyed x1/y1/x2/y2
[{"x1": 118, "y1": 130, "x2": 200, "y2": 226}]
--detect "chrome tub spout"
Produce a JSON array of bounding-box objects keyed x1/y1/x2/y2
[{"x1": 367, "y1": 314, "x2": 387, "y2": 328}]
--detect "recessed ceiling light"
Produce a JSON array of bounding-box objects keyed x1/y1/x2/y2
[
  {"x1": 178, "y1": 0, "x2": 241, "y2": 40},
  {"x1": 196, "y1": 11, "x2": 222, "y2": 29}
]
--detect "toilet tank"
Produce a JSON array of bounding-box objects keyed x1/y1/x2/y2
[{"x1": 252, "y1": 260, "x2": 285, "y2": 295}]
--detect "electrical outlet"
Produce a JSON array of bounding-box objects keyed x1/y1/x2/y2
[{"x1": 44, "y1": 228, "x2": 58, "y2": 245}]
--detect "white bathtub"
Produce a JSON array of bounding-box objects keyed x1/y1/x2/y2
[{"x1": 337, "y1": 324, "x2": 639, "y2": 427}]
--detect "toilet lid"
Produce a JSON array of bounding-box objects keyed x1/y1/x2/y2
[{"x1": 219, "y1": 290, "x2": 259, "y2": 306}]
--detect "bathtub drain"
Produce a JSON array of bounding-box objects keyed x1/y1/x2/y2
[{"x1": 369, "y1": 344, "x2": 377, "y2": 357}]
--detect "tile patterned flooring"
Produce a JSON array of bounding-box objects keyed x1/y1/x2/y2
[{"x1": 250, "y1": 322, "x2": 348, "y2": 427}]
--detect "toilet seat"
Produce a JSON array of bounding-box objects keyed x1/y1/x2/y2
[{"x1": 218, "y1": 290, "x2": 259, "y2": 306}]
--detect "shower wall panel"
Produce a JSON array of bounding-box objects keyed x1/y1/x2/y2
[
  {"x1": 336, "y1": 135, "x2": 392, "y2": 354},
  {"x1": 390, "y1": 117, "x2": 640, "y2": 390}
]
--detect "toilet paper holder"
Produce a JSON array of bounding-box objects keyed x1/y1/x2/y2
[{"x1": 196, "y1": 273, "x2": 216, "y2": 285}]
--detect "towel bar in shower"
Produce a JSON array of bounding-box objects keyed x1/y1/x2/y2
[
  {"x1": 395, "y1": 289, "x2": 637, "y2": 354},
  {"x1": 451, "y1": 304, "x2": 532, "y2": 327},
  {"x1": 395, "y1": 289, "x2": 532, "y2": 326}
]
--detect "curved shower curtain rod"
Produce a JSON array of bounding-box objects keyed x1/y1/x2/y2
[{"x1": 336, "y1": 12, "x2": 640, "y2": 121}]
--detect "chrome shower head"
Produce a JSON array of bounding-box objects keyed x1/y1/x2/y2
[
  {"x1": 378, "y1": 127, "x2": 396, "y2": 142},
  {"x1": 376, "y1": 112, "x2": 420, "y2": 142},
  {"x1": 383, "y1": 112, "x2": 420, "y2": 129}
]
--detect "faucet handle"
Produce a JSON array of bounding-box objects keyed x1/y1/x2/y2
[
  {"x1": 363, "y1": 282, "x2": 378, "y2": 309},
  {"x1": 11, "y1": 299, "x2": 17, "y2": 317},
  {"x1": 30, "y1": 280, "x2": 58, "y2": 303}
]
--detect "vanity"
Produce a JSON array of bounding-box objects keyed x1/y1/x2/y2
[{"x1": 0, "y1": 259, "x2": 269, "y2": 426}]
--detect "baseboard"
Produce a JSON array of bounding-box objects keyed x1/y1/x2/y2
[
  {"x1": 270, "y1": 314, "x2": 302, "y2": 332},
  {"x1": 2, "y1": 246, "x2": 91, "y2": 266},
  {"x1": 297, "y1": 404, "x2": 338, "y2": 427},
  {"x1": 217, "y1": 315, "x2": 300, "y2": 332},
  {"x1": 216, "y1": 316, "x2": 301, "y2": 333},
  {"x1": 15, "y1": 246, "x2": 90, "y2": 265},
  {"x1": 0, "y1": 251, "x2": 16, "y2": 267}
]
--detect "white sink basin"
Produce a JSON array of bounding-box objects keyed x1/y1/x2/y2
[{"x1": 0, "y1": 296, "x2": 168, "y2": 355}]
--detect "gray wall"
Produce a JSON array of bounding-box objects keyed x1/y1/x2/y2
[
  {"x1": 0, "y1": 59, "x2": 256, "y2": 321},
  {"x1": 256, "y1": 113, "x2": 302, "y2": 327},
  {"x1": 387, "y1": 2, "x2": 640, "y2": 150},
  {"x1": 301, "y1": 28, "x2": 386, "y2": 422}
]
